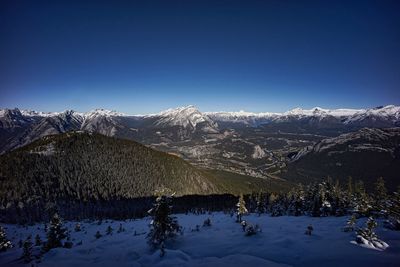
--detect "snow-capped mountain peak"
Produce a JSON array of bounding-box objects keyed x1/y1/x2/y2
[
  {"x1": 84, "y1": 109, "x2": 125, "y2": 119},
  {"x1": 20, "y1": 109, "x2": 61, "y2": 117},
  {"x1": 156, "y1": 105, "x2": 218, "y2": 129},
  {"x1": 283, "y1": 107, "x2": 365, "y2": 117}
]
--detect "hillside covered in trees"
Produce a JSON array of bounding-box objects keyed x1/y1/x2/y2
[{"x1": 0, "y1": 132, "x2": 290, "y2": 221}]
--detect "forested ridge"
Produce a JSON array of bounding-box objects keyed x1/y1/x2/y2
[{"x1": 0, "y1": 132, "x2": 221, "y2": 203}]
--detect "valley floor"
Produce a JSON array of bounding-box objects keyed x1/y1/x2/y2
[{"x1": 1, "y1": 213, "x2": 400, "y2": 267}]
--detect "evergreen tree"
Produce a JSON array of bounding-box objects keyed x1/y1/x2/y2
[
  {"x1": 310, "y1": 184, "x2": 322, "y2": 217},
  {"x1": 106, "y1": 225, "x2": 113, "y2": 235},
  {"x1": 374, "y1": 177, "x2": 388, "y2": 214},
  {"x1": 64, "y1": 233, "x2": 73, "y2": 248},
  {"x1": 236, "y1": 194, "x2": 248, "y2": 222},
  {"x1": 35, "y1": 234, "x2": 42, "y2": 246},
  {"x1": 245, "y1": 224, "x2": 258, "y2": 236},
  {"x1": 289, "y1": 184, "x2": 304, "y2": 216},
  {"x1": 0, "y1": 226, "x2": 12, "y2": 252},
  {"x1": 117, "y1": 223, "x2": 125, "y2": 233},
  {"x1": 147, "y1": 193, "x2": 180, "y2": 253},
  {"x1": 74, "y1": 223, "x2": 81, "y2": 232},
  {"x1": 353, "y1": 180, "x2": 371, "y2": 216},
  {"x1": 385, "y1": 186, "x2": 400, "y2": 230},
  {"x1": 255, "y1": 192, "x2": 265, "y2": 216},
  {"x1": 22, "y1": 235, "x2": 33, "y2": 263},
  {"x1": 305, "y1": 224, "x2": 313, "y2": 235},
  {"x1": 357, "y1": 217, "x2": 377, "y2": 241},
  {"x1": 95, "y1": 231, "x2": 102, "y2": 239},
  {"x1": 347, "y1": 176, "x2": 353, "y2": 197},
  {"x1": 203, "y1": 218, "x2": 211, "y2": 227},
  {"x1": 343, "y1": 214, "x2": 357, "y2": 232},
  {"x1": 355, "y1": 217, "x2": 388, "y2": 250},
  {"x1": 44, "y1": 213, "x2": 67, "y2": 251}
]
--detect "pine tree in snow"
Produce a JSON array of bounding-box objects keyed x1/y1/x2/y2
[
  {"x1": 343, "y1": 214, "x2": 357, "y2": 232},
  {"x1": 22, "y1": 235, "x2": 33, "y2": 263},
  {"x1": 203, "y1": 218, "x2": 211, "y2": 227},
  {"x1": 287, "y1": 185, "x2": 304, "y2": 216},
  {"x1": 106, "y1": 225, "x2": 113, "y2": 235},
  {"x1": 256, "y1": 192, "x2": 265, "y2": 216},
  {"x1": 310, "y1": 184, "x2": 322, "y2": 217},
  {"x1": 353, "y1": 181, "x2": 371, "y2": 216},
  {"x1": 117, "y1": 223, "x2": 125, "y2": 233},
  {"x1": 305, "y1": 224, "x2": 313, "y2": 235},
  {"x1": 147, "y1": 193, "x2": 180, "y2": 253},
  {"x1": 95, "y1": 231, "x2": 102, "y2": 239},
  {"x1": 35, "y1": 234, "x2": 42, "y2": 246},
  {"x1": 245, "y1": 224, "x2": 257, "y2": 236},
  {"x1": 236, "y1": 194, "x2": 248, "y2": 222},
  {"x1": 63, "y1": 233, "x2": 73, "y2": 249},
  {"x1": 374, "y1": 177, "x2": 388, "y2": 215},
  {"x1": 43, "y1": 213, "x2": 67, "y2": 251},
  {"x1": 0, "y1": 226, "x2": 12, "y2": 252},
  {"x1": 74, "y1": 223, "x2": 81, "y2": 232},
  {"x1": 385, "y1": 186, "x2": 400, "y2": 230},
  {"x1": 356, "y1": 217, "x2": 388, "y2": 250}
]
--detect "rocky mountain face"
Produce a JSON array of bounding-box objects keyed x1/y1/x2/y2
[{"x1": 282, "y1": 127, "x2": 400, "y2": 191}]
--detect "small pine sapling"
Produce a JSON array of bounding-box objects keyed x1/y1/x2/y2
[
  {"x1": 356, "y1": 217, "x2": 388, "y2": 250},
  {"x1": 106, "y1": 225, "x2": 113, "y2": 235},
  {"x1": 0, "y1": 226, "x2": 12, "y2": 252},
  {"x1": 305, "y1": 224, "x2": 313, "y2": 235},
  {"x1": 63, "y1": 233, "x2": 73, "y2": 248},
  {"x1": 245, "y1": 224, "x2": 261, "y2": 236},
  {"x1": 241, "y1": 220, "x2": 247, "y2": 232},
  {"x1": 22, "y1": 235, "x2": 33, "y2": 263},
  {"x1": 117, "y1": 223, "x2": 125, "y2": 233},
  {"x1": 236, "y1": 194, "x2": 248, "y2": 223},
  {"x1": 95, "y1": 231, "x2": 102, "y2": 239},
  {"x1": 35, "y1": 234, "x2": 42, "y2": 246},
  {"x1": 203, "y1": 218, "x2": 211, "y2": 227},
  {"x1": 343, "y1": 214, "x2": 357, "y2": 232},
  {"x1": 74, "y1": 223, "x2": 81, "y2": 232}
]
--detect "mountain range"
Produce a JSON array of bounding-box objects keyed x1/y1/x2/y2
[
  {"x1": 1, "y1": 104, "x2": 399, "y2": 191},
  {"x1": 1, "y1": 105, "x2": 399, "y2": 152}
]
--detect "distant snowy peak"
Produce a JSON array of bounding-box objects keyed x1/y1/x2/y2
[
  {"x1": 345, "y1": 105, "x2": 400, "y2": 124},
  {"x1": 282, "y1": 107, "x2": 365, "y2": 117},
  {"x1": 1, "y1": 108, "x2": 124, "y2": 119},
  {"x1": 155, "y1": 105, "x2": 218, "y2": 130},
  {"x1": 206, "y1": 111, "x2": 279, "y2": 126},
  {"x1": 20, "y1": 109, "x2": 61, "y2": 117},
  {"x1": 206, "y1": 110, "x2": 279, "y2": 119},
  {"x1": 83, "y1": 109, "x2": 125, "y2": 119}
]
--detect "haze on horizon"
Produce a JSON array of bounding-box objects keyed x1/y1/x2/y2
[{"x1": 1, "y1": 0, "x2": 399, "y2": 114}]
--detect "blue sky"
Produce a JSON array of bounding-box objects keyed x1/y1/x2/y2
[{"x1": 0, "y1": 0, "x2": 399, "y2": 113}]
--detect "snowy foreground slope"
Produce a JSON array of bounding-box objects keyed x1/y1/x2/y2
[{"x1": 1, "y1": 213, "x2": 400, "y2": 267}]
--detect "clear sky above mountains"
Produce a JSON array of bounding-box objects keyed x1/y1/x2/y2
[{"x1": 0, "y1": 0, "x2": 399, "y2": 113}]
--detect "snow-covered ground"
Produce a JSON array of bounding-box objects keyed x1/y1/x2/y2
[{"x1": 1, "y1": 213, "x2": 400, "y2": 267}]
